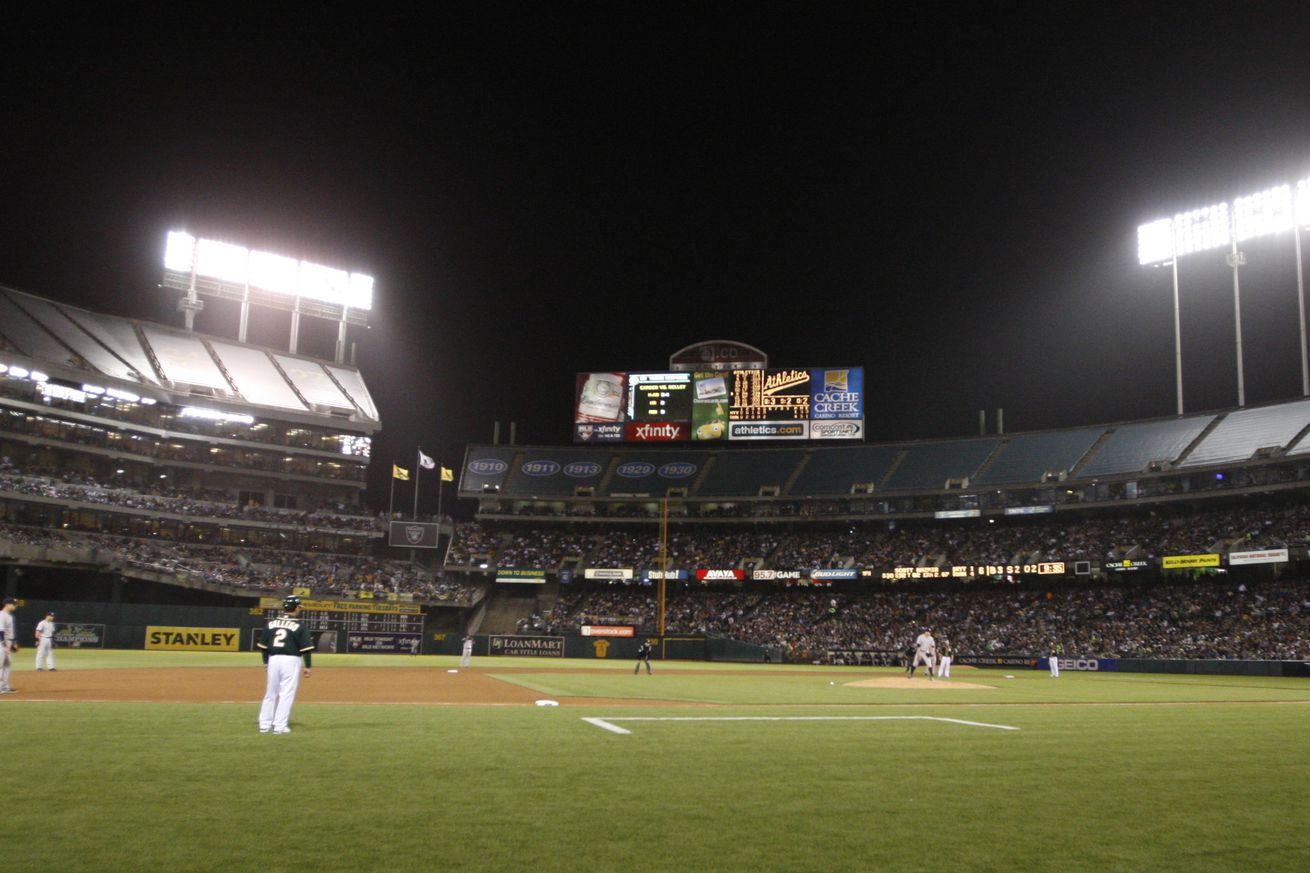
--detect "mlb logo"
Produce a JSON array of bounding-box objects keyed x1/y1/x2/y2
[
  {"x1": 824, "y1": 370, "x2": 849, "y2": 392},
  {"x1": 577, "y1": 425, "x2": 593, "y2": 441}
]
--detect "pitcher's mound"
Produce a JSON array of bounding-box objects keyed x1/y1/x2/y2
[{"x1": 845, "y1": 676, "x2": 994, "y2": 690}]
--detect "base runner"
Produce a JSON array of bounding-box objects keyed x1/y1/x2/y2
[{"x1": 257, "y1": 595, "x2": 314, "y2": 734}]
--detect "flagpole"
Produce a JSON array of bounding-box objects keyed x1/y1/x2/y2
[
  {"x1": 388, "y1": 470, "x2": 396, "y2": 519},
  {"x1": 413, "y1": 448, "x2": 422, "y2": 520}
]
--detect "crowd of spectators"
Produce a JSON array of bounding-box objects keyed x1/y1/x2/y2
[
  {"x1": 543, "y1": 577, "x2": 1310, "y2": 661},
  {"x1": 0, "y1": 460, "x2": 378, "y2": 532},
  {"x1": 443, "y1": 499, "x2": 1310, "y2": 574},
  {"x1": 0, "y1": 522, "x2": 481, "y2": 604}
]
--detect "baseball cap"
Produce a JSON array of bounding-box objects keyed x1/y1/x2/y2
[{"x1": 2, "y1": 597, "x2": 16, "y2": 605}]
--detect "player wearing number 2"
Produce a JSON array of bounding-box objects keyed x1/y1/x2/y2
[{"x1": 257, "y1": 595, "x2": 314, "y2": 734}]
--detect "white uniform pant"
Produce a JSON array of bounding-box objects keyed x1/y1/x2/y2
[
  {"x1": 1, "y1": 643, "x2": 12, "y2": 690},
  {"x1": 1049, "y1": 656, "x2": 1060, "y2": 678},
  {"x1": 912, "y1": 651, "x2": 935, "y2": 671},
  {"x1": 460, "y1": 646, "x2": 472, "y2": 668},
  {"x1": 35, "y1": 639, "x2": 55, "y2": 670},
  {"x1": 938, "y1": 655, "x2": 951, "y2": 678},
  {"x1": 259, "y1": 655, "x2": 303, "y2": 731}
]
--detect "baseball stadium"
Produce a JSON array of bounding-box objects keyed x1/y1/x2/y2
[{"x1": 3, "y1": 222, "x2": 1310, "y2": 873}]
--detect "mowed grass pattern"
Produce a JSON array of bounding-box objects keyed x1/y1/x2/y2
[{"x1": 5, "y1": 652, "x2": 1310, "y2": 872}]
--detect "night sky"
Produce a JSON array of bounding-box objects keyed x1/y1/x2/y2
[{"x1": 3, "y1": 3, "x2": 1310, "y2": 515}]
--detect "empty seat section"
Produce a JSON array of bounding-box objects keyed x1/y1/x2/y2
[
  {"x1": 789, "y1": 445, "x2": 901, "y2": 494},
  {"x1": 1079, "y1": 416, "x2": 1213, "y2": 476},
  {"x1": 881, "y1": 438, "x2": 999, "y2": 491},
  {"x1": 1182, "y1": 399, "x2": 1310, "y2": 467},
  {"x1": 974, "y1": 428, "x2": 1104, "y2": 485},
  {"x1": 698, "y1": 450, "x2": 805, "y2": 497}
]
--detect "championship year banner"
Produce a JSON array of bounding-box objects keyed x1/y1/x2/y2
[
  {"x1": 146, "y1": 626, "x2": 240, "y2": 651},
  {"x1": 388, "y1": 521, "x2": 440, "y2": 549},
  {"x1": 489, "y1": 635, "x2": 565, "y2": 657}
]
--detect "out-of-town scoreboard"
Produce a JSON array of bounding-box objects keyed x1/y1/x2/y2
[{"x1": 255, "y1": 598, "x2": 424, "y2": 634}]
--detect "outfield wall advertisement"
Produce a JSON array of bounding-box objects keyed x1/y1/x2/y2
[
  {"x1": 489, "y1": 635, "x2": 565, "y2": 657},
  {"x1": 145, "y1": 626, "x2": 240, "y2": 651}
]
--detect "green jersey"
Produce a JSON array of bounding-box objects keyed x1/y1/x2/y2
[{"x1": 258, "y1": 614, "x2": 314, "y2": 668}]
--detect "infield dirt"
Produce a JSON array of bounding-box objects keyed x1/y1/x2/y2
[{"x1": 6, "y1": 666, "x2": 997, "y2": 705}]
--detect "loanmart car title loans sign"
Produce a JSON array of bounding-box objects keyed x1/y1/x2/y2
[{"x1": 574, "y1": 366, "x2": 863, "y2": 443}]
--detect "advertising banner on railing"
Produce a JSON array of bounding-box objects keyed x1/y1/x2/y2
[
  {"x1": 1162, "y1": 554, "x2": 1221, "y2": 569},
  {"x1": 1227, "y1": 548, "x2": 1289, "y2": 566},
  {"x1": 496, "y1": 568, "x2": 547, "y2": 584},
  {"x1": 585, "y1": 568, "x2": 634, "y2": 580}
]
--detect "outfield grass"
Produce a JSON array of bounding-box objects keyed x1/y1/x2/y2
[{"x1": 6, "y1": 652, "x2": 1309, "y2": 872}]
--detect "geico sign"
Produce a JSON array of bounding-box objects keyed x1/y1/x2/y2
[{"x1": 1056, "y1": 657, "x2": 1101, "y2": 671}]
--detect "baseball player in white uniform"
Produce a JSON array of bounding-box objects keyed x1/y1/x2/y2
[
  {"x1": 460, "y1": 635, "x2": 473, "y2": 668},
  {"x1": 937, "y1": 638, "x2": 952, "y2": 678},
  {"x1": 1, "y1": 597, "x2": 18, "y2": 693},
  {"x1": 910, "y1": 628, "x2": 936, "y2": 679},
  {"x1": 34, "y1": 611, "x2": 56, "y2": 671},
  {"x1": 1049, "y1": 652, "x2": 1060, "y2": 678}
]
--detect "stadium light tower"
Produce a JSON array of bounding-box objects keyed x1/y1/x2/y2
[
  {"x1": 162, "y1": 231, "x2": 374, "y2": 363},
  {"x1": 1138, "y1": 175, "x2": 1309, "y2": 412}
]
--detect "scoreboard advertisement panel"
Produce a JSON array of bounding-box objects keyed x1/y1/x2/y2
[{"x1": 576, "y1": 366, "x2": 862, "y2": 443}]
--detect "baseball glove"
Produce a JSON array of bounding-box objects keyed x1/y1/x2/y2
[{"x1": 10, "y1": 643, "x2": 18, "y2": 653}]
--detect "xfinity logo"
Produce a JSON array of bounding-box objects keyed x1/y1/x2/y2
[
  {"x1": 467, "y1": 458, "x2": 509, "y2": 475},
  {"x1": 659, "y1": 462, "x2": 697, "y2": 478},
  {"x1": 635, "y1": 424, "x2": 679, "y2": 439},
  {"x1": 521, "y1": 460, "x2": 561, "y2": 476},
  {"x1": 564, "y1": 461, "x2": 601, "y2": 478},
  {"x1": 617, "y1": 462, "x2": 656, "y2": 477}
]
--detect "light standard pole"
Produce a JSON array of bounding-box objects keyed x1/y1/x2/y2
[
  {"x1": 1170, "y1": 241, "x2": 1184, "y2": 415},
  {"x1": 1295, "y1": 220, "x2": 1308, "y2": 396},
  {"x1": 1227, "y1": 238, "x2": 1247, "y2": 407}
]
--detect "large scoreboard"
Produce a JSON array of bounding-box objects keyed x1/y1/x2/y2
[{"x1": 574, "y1": 367, "x2": 863, "y2": 443}]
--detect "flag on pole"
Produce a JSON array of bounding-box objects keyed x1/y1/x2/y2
[
  {"x1": 418, "y1": 450, "x2": 436, "y2": 470},
  {"x1": 440, "y1": 466, "x2": 454, "y2": 482},
  {"x1": 392, "y1": 464, "x2": 410, "y2": 481}
]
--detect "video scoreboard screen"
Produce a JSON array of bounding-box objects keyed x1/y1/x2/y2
[{"x1": 574, "y1": 367, "x2": 863, "y2": 443}]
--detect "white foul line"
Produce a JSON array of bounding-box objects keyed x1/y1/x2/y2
[{"x1": 581, "y1": 715, "x2": 1020, "y2": 735}]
